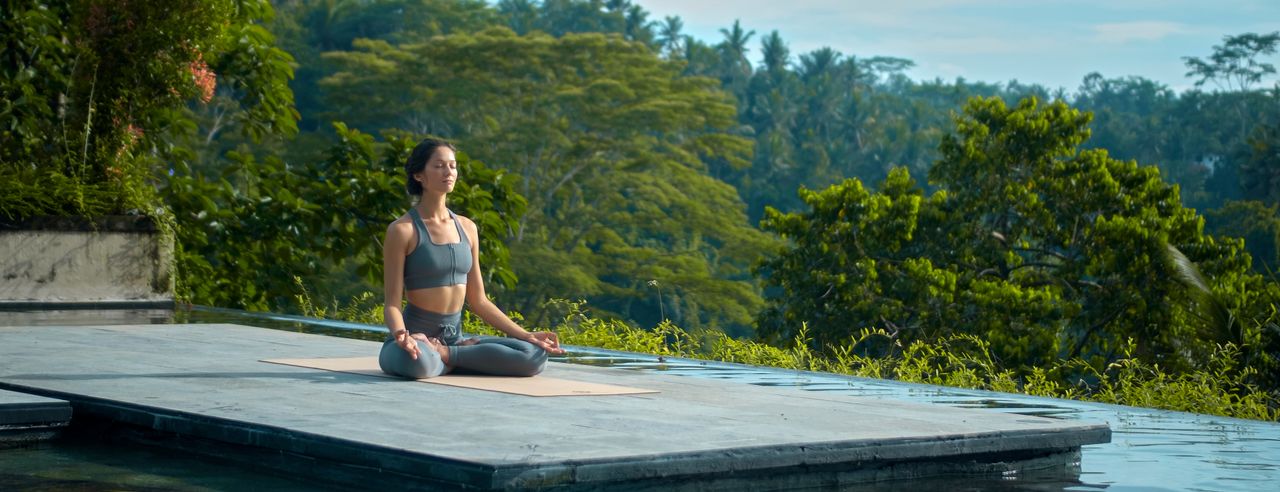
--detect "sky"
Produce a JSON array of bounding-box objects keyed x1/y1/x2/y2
[{"x1": 634, "y1": 0, "x2": 1280, "y2": 93}]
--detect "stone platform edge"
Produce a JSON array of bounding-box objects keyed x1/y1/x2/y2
[
  {"x1": 0, "y1": 388, "x2": 72, "y2": 447},
  {"x1": 0, "y1": 380, "x2": 1110, "y2": 491}
]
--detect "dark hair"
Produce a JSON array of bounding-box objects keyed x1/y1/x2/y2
[{"x1": 404, "y1": 138, "x2": 457, "y2": 196}]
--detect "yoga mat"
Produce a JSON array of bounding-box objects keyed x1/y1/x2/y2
[{"x1": 262, "y1": 357, "x2": 658, "y2": 397}]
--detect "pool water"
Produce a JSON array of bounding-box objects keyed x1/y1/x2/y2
[
  {"x1": 3, "y1": 306, "x2": 1278, "y2": 491},
  {"x1": 2, "y1": 434, "x2": 340, "y2": 491},
  {"x1": 570, "y1": 352, "x2": 1280, "y2": 491}
]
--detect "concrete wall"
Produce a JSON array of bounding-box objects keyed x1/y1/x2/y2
[{"x1": 0, "y1": 223, "x2": 173, "y2": 305}]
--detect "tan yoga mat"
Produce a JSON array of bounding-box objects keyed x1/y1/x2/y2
[{"x1": 261, "y1": 357, "x2": 658, "y2": 397}]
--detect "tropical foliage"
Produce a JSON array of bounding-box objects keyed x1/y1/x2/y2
[
  {"x1": 1, "y1": 0, "x2": 294, "y2": 223},
  {"x1": 757, "y1": 97, "x2": 1280, "y2": 391},
  {"x1": 6, "y1": 0, "x2": 1280, "y2": 419},
  {"x1": 165, "y1": 124, "x2": 525, "y2": 309}
]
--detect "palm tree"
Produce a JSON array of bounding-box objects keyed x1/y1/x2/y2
[
  {"x1": 680, "y1": 36, "x2": 718, "y2": 77},
  {"x1": 798, "y1": 47, "x2": 840, "y2": 83},
  {"x1": 624, "y1": 4, "x2": 655, "y2": 46},
  {"x1": 716, "y1": 19, "x2": 752, "y2": 96},
  {"x1": 657, "y1": 16, "x2": 684, "y2": 57},
  {"x1": 718, "y1": 19, "x2": 756, "y2": 80},
  {"x1": 497, "y1": 0, "x2": 539, "y2": 35},
  {"x1": 760, "y1": 30, "x2": 790, "y2": 75}
]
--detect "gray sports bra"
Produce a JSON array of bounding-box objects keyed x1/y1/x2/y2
[{"x1": 403, "y1": 208, "x2": 471, "y2": 290}]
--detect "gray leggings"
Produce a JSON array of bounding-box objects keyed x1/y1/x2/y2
[{"x1": 378, "y1": 306, "x2": 547, "y2": 379}]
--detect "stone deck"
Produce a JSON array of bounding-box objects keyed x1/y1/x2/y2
[{"x1": 0, "y1": 323, "x2": 1110, "y2": 490}]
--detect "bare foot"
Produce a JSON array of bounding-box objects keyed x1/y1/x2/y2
[
  {"x1": 424, "y1": 337, "x2": 451, "y2": 365},
  {"x1": 408, "y1": 333, "x2": 451, "y2": 364}
]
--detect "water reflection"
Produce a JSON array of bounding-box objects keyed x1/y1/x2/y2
[{"x1": 0, "y1": 434, "x2": 338, "y2": 492}]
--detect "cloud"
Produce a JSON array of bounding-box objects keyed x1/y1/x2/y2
[
  {"x1": 913, "y1": 62, "x2": 969, "y2": 82},
  {"x1": 1091, "y1": 21, "x2": 1189, "y2": 44},
  {"x1": 902, "y1": 35, "x2": 1059, "y2": 56}
]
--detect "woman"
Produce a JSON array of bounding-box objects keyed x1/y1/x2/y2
[{"x1": 379, "y1": 138, "x2": 564, "y2": 379}]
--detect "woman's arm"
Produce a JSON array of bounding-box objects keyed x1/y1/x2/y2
[
  {"x1": 460, "y1": 216, "x2": 565, "y2": 355},
  {"x1": 384, "y1": 220, "x2": 421, "y2": 359}
]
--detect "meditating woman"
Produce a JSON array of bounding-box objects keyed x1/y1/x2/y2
[{"x1": 379, "y1": 138, "x2": 564, "y2": 379}]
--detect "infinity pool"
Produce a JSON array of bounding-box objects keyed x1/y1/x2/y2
[{"x1": 3, "y1": 306, "x2": 1278, "y2": 491}]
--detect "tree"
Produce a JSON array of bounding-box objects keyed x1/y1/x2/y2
[
  {"x1": 321, "y1": 27, "x2": 772, "y2": 333},
  {"x1": 1070, "y1": 70, "x2": 1280, "y2": 212},
  {"x1": 678, "y1": 36, "x2": 719, "y2": 78},
  {"x1": 1074, "y1": 73, "x2": 1177, "y2": 156},
  {"x1": 1, "y1": 0, "x2": 295, "y2": 222},
  {"x1": 1179, "y1": 33, "x2": 1280, "y2": 208},
  {"x1": 759, "y1": 30, "x2": 789, "y2": 76},
  {"x1": 716, "y1": 19, "x2": 755, "y2": 98},
  {"x1": 1238, "y1": 123, "x2": 1280, "y2": 206},
  {"x1": 798, "y1": 47, "x2": 839, "y2": 82},
  {"x1": 759, "y1": 96, "x2": 1265, "y2": 377},
  {"x1": 621, "y1": 3, "x2": 654, "y2": 47},
  {"x1": 496, "y1": 0, "x2": 538, "y2": 35},
  {"x1": 1183, "y1": 32, "x2": 1280, "y2": 92},
  {"x1": 1206, "y1": 200, "x2": 1280, "y2": 274},
  {"x1": 165, "y1": 123, "x2": 524, "y2": 310},
  {"x1": 655, "y1": 15, "x2": 684, "y2": 58}
]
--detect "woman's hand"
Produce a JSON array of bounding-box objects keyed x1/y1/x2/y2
[
  {"x1": 394, "y1": 330, "x2": 421, "y2": 359},
  {"x1": 414, "y1": 334, "x2": 451, "y2": 365},
  {"x1": 526, "y1": 331, "x2": 565, "y2": 355}
]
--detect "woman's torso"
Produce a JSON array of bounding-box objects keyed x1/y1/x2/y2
[{"x1": 403, "y1": 208, "x2": 471, "y2": 313}]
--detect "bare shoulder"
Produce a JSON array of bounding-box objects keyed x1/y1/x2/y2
[
  {"x1": 385, "y1": 214, "x2": 414, "y2": 241},
  {"x1": 454, "y1": 213, "x2": 480, "y2": 239},
  {"x1": 453, "y1": 212, "x2": 476, "y2": 230}
]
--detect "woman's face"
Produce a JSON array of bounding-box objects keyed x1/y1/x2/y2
[{"x1": 415, "y1": 147, "x2": 458, "y2": 195}]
